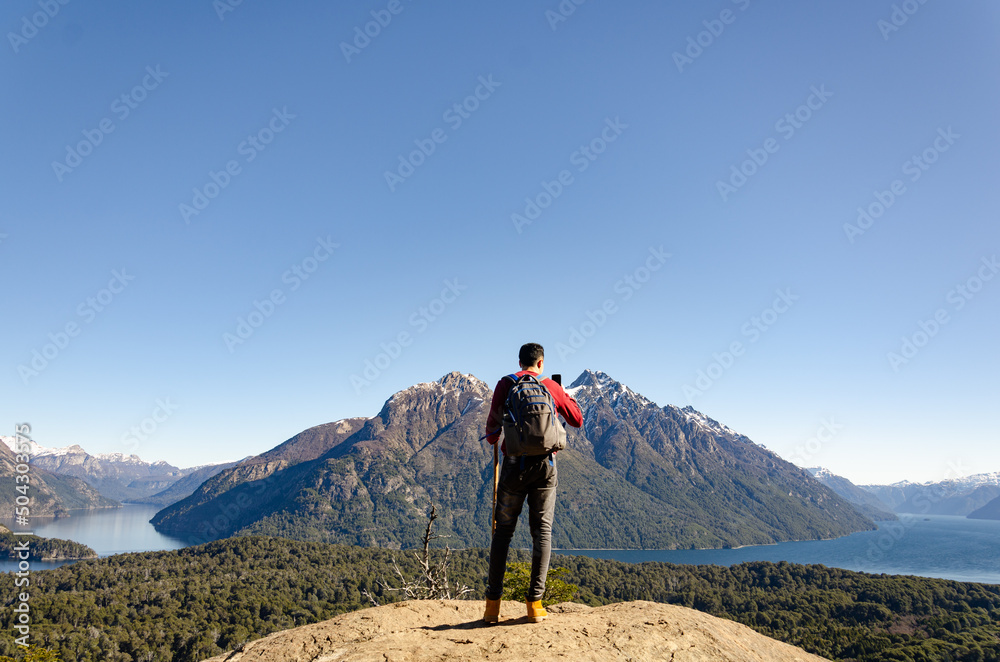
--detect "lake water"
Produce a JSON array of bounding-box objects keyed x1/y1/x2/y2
[
  {"x1": 4, "y1": 509, "x2": 999, "y2": 585},
  {"x1": 559, "y1": 515, "x2": 1000, "y2": 585},
  {"x1": 1, "y1": 504, "x2": 187, "y2": 572}
]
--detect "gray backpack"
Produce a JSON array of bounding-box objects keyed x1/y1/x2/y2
[{"x1": 501, "y1": 373, "x2": 567, "y2": 457}]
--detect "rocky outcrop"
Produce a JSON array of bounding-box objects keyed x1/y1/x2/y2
[{"x1": 202, "y1": 599, "x2": 828, "y2": 662}]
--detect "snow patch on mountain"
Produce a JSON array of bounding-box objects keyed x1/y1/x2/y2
[
  {"x1": 864, "y1": 471, "x2": 1000, "y2": 491},
  {"x1": 0, "y1": 436, "x2": 87, "y2": 458},
  {"x1": 1, "y1": 435, "x2": 182, "y2": 470},
  {"x1": 567, "y1": 370, "x2": 752, "y2": 443},
  {"x1": 437, "y1": 371, "x2": 489, "y2": 395},
  {"x1": 387, "y1": 372, "x2": 491, "y2": 405},
  {"x1": 570, "y1": 369, "x2": 655, "y2": 420},
  {"x1": 677, "y1": 405, "x2": 738, "y2": 437},
  {"x1": 94, "y1": 452, "x2": 148, "y2": 464},
  {"x1": 333, "y1": 417, "x2": 366, "y2": 434},
  {"x1": 460, "y1": 397, "x2": 484, "y2": 416}
]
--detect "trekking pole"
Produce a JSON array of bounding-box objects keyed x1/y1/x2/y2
[
  {"x1": 480, "y1": 428, "x2": 502, "y2": 538},
  {"x1": 491, "y1": 441, "x2": 499, "y2": 537}
]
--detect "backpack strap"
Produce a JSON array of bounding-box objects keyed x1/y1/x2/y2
[
  {"x1": 505, "y1": 377, "x2": 520, "y2": 424},
  {"x1": 479, "y1": 374, "x2": 530, "y2": 440},
  {"x1": 504, "y1": 373, "x2": 534, "y2": 423}
]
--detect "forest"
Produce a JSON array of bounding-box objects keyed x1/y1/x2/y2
[
  {"x1": 0, "y1": 536, "x2": 997, "y2": 661},
  {"x1": 0, "y1": 530, "x2": 96, "y2": 562}
]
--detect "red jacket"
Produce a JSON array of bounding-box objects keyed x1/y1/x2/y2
[{"x1": 485, "y1": 370, "x2": 584, "y2": 453}]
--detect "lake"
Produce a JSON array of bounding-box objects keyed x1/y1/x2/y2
[
  {"x1": 559, "y1": 515, "x2": 1000, "y2": 585},
  {"x1": 4, "y1": 509, "x2": 999, "y2": 585},
  {"x1": 1, "y1": 504, "x2": 187, "y2": 572}
]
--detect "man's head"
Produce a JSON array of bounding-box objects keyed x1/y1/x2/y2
[{"x1": 518, "y1": 343, "x2": 544, "y2": 372}]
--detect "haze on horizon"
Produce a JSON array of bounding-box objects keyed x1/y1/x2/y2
[{"x1": 2, "y1": 1, "x2": 997, "y2": 486}]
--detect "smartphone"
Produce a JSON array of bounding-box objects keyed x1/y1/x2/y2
[{"x1": 552, "y1": 373, "x2": 562, "y2": 386}]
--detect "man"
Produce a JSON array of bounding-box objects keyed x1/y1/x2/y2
[{"x1": 483, "y1": 342, "x2": 583, "y2": 623}]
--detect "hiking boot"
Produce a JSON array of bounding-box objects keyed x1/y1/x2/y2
[
  {"x1": 483, "y1": 598, "x2": 501, "y2": 624},
  {"x1": 526, "y1": 600, "x2": 547, "y2": 622}
]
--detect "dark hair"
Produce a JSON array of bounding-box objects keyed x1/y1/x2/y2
[{"x1": 518, "y1": 343, "x2": 544, "y2": 367}]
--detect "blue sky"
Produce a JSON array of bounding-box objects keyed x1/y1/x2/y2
[{"x1": 2, "y1": 0, "x2": 997, "y2": 485}]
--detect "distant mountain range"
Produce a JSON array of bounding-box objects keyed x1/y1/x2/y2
[
  {"x1": 859, "y1": 472, "x2": 1000, "y2": 517},
  {"x1": 0, "y1": 436, "x2": 237, "y2": 508},
  {"x1": 806, "y1": 468, "x2": 896, "y2": 521},
  {"x1": 968, "y1": 495, "x2": 1000, "y2": 520},
  {"x1": 0, "y1": 438, "x2": 118, "y2": 517},
  {"x1": 152, "y1": 370, "x2": 874, "y2": 549}
]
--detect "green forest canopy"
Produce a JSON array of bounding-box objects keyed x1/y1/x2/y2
[{"x1": 0, "y1": 537, "x2": 997, "y2": 662}]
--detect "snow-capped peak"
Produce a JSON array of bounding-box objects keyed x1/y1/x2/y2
[
  {"x1": 0, "y1": 436, "x2": 160, "y2": 465},
  {"x1": 889, "y1": 471, "x2": 1000, "y2": 490},
  {"x1": 436, "y1": 371, "x2": 488, "y2": 394},
  {"x1": 569, "y1": 369, "x2": 655, "y2": 419},
  {"x1": 0, "y1": 436, "x2": 87, "y2": 458},
  {"x1": 676, "y1": 405, "x2": 738, "y2": 437},
  {"x1": 94, "y1": 452, "x2": 146, "y2": 464},
  {"x1": 387, "y1": 372, "x2": 491, "y2": 405}
]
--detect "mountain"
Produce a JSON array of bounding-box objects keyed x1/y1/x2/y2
[
  {"x1": 807, "y1": 467, "x2": 897, "y2": 521},
  {"x1": 860, "y1": 472, "x2": 1000, "y2": 516},
  {"x1": 137, "y1": 460, "x2": 242, "y2": 507},
  {"x1": 0, "y1": 438, "x2": 119, "y2": 517},
  {"x1": 967, "y1": 494, "x2": 1000, "y2": 520},
  {"x1": 1, "y1": 436, "x2": 236, "y2": 506},
  {"x1": 152, "y1": 416, "x2": 370, "y2": 544},
  {"x1": 152, "y1": 370, "x2": 874, "y2": 549},
  {"x1": 201, "y1": 599, "x2": 829, "y2": 662}
]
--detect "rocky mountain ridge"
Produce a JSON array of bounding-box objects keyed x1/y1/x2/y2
[
  {"x1": 807, "y1": 468, "x2": 897, "y2": 521},
  {"x1": 860, "y1": 472, "x2": 1000, "y2": 516},
  {"x1": 153, "y1": 369, "x2": 873, "y2": 549},
  {"x1": 0, "y1": 435, "x2": 236, "y2": 506},
  {"x1": 0, "y1": 440, "x2": 118, "y2": 517}
]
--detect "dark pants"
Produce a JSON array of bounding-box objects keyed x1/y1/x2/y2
[{"x1": 486, "y1": 453, "x2": 557, "y2": 602}]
